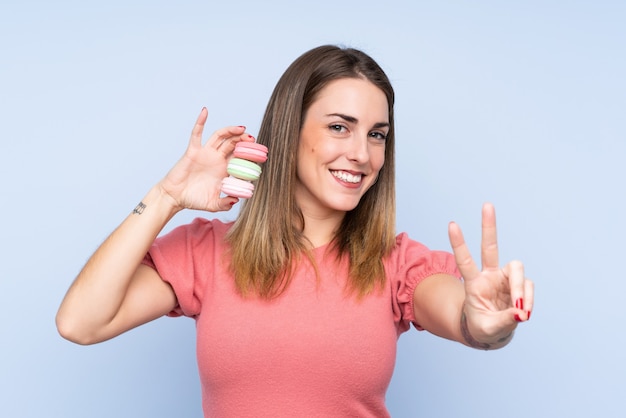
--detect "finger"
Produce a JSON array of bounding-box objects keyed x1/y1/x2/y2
[
  {"x1": 481, "y1": 202, "x2": 499, "y2": 270},
  {"x1": 502, "y1": 260, "x2": 525, "y2": 311},
  {"x1": 524, "y1": 279, "x2": 534, "y2": 320},
  {"x1": 448, "y1": 221, "x2": 480, "y2": 280},
  {"x1": 216, "y1": 133, "x2": 256, "y2": 153},
  {"x1": 216, "y1": 196, "x2": 239, "y2": 211},
  {"x1": 207, "y1": 126, "x2": 249, "y2": 150},
  {"x1": 240, "y1": 133, "x2": 256, "y2": 143},
  {"x1": 189, "y1": 107, "x2": 209, "y2": 147},
  {"x1": 495, "y1": 307, "x2": 523, "y2": 330}
]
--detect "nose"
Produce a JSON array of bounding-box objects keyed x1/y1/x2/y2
[{"x1": 346, "y1": 134, "x2": 369, "y2": 164}]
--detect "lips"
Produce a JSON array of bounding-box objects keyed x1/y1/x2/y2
[{"x1": 330, "y1": 170, "x2": 362, "y2": 184}]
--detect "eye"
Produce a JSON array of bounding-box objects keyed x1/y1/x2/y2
[
  {"x1": 369, "y1": 131, "x2": 388, "y2": 141},
  {"x1": 329, "y1": 124, "x2": 347, "y2": 133}
]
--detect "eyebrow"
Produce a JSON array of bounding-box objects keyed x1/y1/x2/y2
[{"x1": 326, "y1": 113, "x2": 390, "y2": 129}]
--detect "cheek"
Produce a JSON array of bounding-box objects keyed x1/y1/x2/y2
[
  {"x1": 297, "y1": 134, "x2": 317, "y2": 159},
  {"x1": 372, "y1": 147, "x2": 386, "y2": 171},
  {"x1": 295, "y1": 143, "x2": 315, "y2": 180}
]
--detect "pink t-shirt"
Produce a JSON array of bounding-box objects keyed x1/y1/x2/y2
[{"x1": 144, "y1": 218, "x2": 459, "y2": 417}]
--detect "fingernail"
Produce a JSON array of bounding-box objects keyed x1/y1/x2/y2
[
  {"x1": 238, "y1": 125, "x2": 246, "y2": 129},
  {"x1": 515, "y1": 298, "x2": 524, "y2": 310},
  {"x1": 527, "y1": 310, "x2": 531, "y2": 320},
  {"x1": 229, "y1": 201, "x2": 236, "y2": 206},
  {"x1": 247, "y1": 134, "x2": 255, "y2": 140},
  {"x1": 515, "y1": 314, "x2": 523, "y2": 322}
]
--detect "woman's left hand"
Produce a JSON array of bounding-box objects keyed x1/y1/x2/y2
[{"x1": 448, "y1": 203, "x2": 534, "y2": 349}]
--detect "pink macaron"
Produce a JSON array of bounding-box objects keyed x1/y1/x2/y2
[
  {"x1": 221, "y1": 176, "x2": 255, "y2": 199},
  {"x1": 233, "y1": 142, "x2": 268, "y2": 163}
]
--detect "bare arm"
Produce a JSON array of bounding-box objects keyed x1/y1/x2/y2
[
  {"x1": 413, "y1": 274, "x2": 513, "y2": 350},
  {"x1": 56, "y1": 187, "x2": 180, "y2": 345},
  {"x1": 56, "y1": 108, "x2": 252, "y2": 345},
  {"x1": 413, "y1": 204, "x2": 534, "y2": 350},
  {"x1": 413, "y1": 273, "x2": 466, "y2": 345}
]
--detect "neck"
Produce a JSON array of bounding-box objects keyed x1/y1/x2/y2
[{"x1": 301, "y1": 210, "x2": 345, "y2": 249}]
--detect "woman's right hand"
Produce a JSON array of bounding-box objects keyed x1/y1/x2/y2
[{"x1": 158, "y1": 107, "x2": 254, "y2": 212}]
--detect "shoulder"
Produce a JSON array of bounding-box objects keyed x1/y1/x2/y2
[
  {"x1": 183, "y1": 216, "x2": 233, "y2": 234},
  {"x1": 151, "y1": 217, "x2": 234, "y2": 257},
  {"x1": 386, "y1": 232, "x2": 431, "y2": 265},
  {"x1": 385, "y1": 232, "x2": 458, "y2": 278},
  {"x1": 161, "y1": 217, "x2": 233, "y2": 241}
]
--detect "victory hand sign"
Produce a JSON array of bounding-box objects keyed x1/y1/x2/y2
[{"x1": 449, "y1": 203, "x2": 534, "y2": 349}]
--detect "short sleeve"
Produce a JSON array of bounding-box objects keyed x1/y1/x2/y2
[
  {"x1": 141, "y1": 218, "x2": 230, "y2": 318},
  {"x1": 388, "y1": 233, "x2": 461, "y2": 333}
]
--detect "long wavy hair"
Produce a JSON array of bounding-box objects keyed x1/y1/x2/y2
[{"x1": 226, "y1": 45, "x2": 396, "y2": 299}]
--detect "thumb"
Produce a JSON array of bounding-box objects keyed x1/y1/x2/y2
[
  {"x1": 216, "y1": 197, "x2": 239, "y2": 212},
  {"x1": 488, "y1": 307, "x2": 525, "y2": 332}
]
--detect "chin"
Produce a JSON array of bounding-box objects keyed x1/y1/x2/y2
[{"x1": 329, "y1": 197, "x2": 364, "y2": 213}]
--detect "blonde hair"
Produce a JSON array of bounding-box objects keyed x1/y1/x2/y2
[{"x1": 226, "y1": 45, "x2": 396, "y2": 298}]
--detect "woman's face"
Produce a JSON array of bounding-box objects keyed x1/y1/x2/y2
[{"x1": 295, "y1": 77, "x2": 389, "y2": 218}]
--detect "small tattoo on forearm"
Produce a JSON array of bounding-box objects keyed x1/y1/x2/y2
[
  {"x1": 460, "y1": 311, "x2": 512, "y2": 350},
  {"x1": 132, "y1": 202, "x2": 146, "y2": 215}
]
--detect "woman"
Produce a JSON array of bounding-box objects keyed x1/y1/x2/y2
[{"x1": 57, "y1": 45, "x2": 533, "y2": 417}]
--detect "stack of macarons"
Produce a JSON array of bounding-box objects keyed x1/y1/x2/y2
[{"x1": 221, "y1": 141, "x2": 268, "y2": 199}]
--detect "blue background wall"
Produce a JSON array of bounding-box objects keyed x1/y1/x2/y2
[{"x1": 1, "y1": 1, "x2": 624, "y2": 416}]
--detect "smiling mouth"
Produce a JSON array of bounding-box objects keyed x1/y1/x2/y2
[{"x1": 330, "y1": 170, "x2": 362, "y2": 184}]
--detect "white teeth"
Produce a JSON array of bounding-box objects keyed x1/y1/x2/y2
[{"x1": 331, "y1": 170, "x2": 362, "y2": 183}]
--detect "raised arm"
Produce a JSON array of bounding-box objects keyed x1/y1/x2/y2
[
  {"x1": 56, "y1": 108, "x2": 252, "y2": 344},
  {"x1": 413, "y1": 203, "x2": 534, "y2": 350}
]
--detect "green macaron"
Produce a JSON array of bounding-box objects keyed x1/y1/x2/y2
[{"x1": 227, "y1": 158, "x2": 262, "y2": 181}]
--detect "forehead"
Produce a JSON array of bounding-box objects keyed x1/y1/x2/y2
[{"x1": 309, "y1": 78, "x2": 389, "y2": 121}]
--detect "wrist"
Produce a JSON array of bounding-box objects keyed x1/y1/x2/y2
[
  {"x1": 134, "y1": 185, "x2": 182, "y2": 220},
  {"x1": 460, "y1": 310, "x2": 513, "y2": 350}
]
